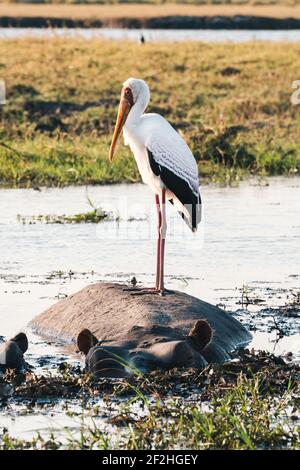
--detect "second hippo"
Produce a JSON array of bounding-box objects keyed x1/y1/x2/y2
[{"x1": 0, "y1": 333, "x2": 28, "y2": 372}]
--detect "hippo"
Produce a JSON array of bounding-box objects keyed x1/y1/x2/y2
[
  {"x1": 0, "y1": 333, "x2": 28, "y2": 372},
  {"x1": 77, "y1": 319, "x2": 214, "y2": 377},
  {"x1": 30, "y1": 283, "x2": 252, "y2": 378}
]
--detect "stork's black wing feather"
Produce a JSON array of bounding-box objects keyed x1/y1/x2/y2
[{"x1": 147, "y1": 149, "x2": 201, "y2": 232}]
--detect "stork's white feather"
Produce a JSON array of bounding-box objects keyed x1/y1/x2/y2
[
  {"x1": 145, "y1": 117, "x2": 199, "y2": 197},
  {"x1": 121, "y1": 78, "x2": 201, "y2": 228},
  {"x1": 122, "y1": 78, "x2": 199, "y2": 192}
]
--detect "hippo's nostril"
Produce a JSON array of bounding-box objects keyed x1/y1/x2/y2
[{"x1": 154, "y1": 336, "x2": 167, "y2": 343}]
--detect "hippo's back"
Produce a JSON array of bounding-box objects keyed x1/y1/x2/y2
[{"x1": 30, "y1": 283, "x2": 251, "y2": 360}]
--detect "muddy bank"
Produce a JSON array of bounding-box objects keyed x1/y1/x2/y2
[
  {"x1": 0, "y1": 349, "x2": 298, "y2": 401},
  {"x1": 2, "y1": 15, "x2": 300, "y2": 30},
  {"x1": 0, "y1": 348, "x2": 299, "y2": 450}
]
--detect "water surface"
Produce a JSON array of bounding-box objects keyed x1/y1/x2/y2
[
  {"x1": 0, "y1": 177, "x2": 299, "y2": 339},
  {"x1": 2, "y1": 27, "x2": 300, "y2": 42},
  {"x1": 0, "y1": 177, "x2": 299, "y2": 439}
]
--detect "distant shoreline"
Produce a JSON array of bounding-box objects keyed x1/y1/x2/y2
[
  {"x1": 2, "y1": 15, "x2": 300, "y2": 30},
  {"x1": 1, "y1": 4, "x2": 300, "y2": 29}
]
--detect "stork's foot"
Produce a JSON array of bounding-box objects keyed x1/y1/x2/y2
[
  {"x1": 130, "y1": 287, "x2": 174, "y2": 296},
  {"x1": 123, "y1": 287, "x2": 140, "y2": 292},
  {"x1": 131, "y1": 288, "x2": 164, "y2": 296},
  {"x1": 124, "y1": 286, "x2": 173, "y2": 296},
  {"x1": 123, "y1": 286, "x2": 157, "y2": 292}
]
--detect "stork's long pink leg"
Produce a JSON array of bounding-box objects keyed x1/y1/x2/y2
[
  {"x1": 155, "y1": 193, "x2": 162, "y2": 290},
  {"x1": 128, "y1": 192, "x2": 165, "y2": 296},
  {"x1": 134, "y1": 194, "x2": 162, "y2": 292},
  {"x1": 158, "y1": 188, "x2": 166, "y2": 295}
]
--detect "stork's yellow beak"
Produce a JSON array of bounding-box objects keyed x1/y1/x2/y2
[{"x1": 109, "y1": 93, "x2": 132, "y2": 161}]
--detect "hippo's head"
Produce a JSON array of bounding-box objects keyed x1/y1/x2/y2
[
  {"x1": 0, "y1": 332, "x2": 28, "y2": 372},
  {"x1": 77, "y1": 320, "x2": 213, "y2": 378}
]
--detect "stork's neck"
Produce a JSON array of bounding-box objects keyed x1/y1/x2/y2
[{"x1": 125, "y1": 92, "x2": 149, "y2": 128}]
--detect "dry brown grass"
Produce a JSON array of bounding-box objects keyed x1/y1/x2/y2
[{"x1": 1, "y1": 3, "x2": 300, "y2": 20}]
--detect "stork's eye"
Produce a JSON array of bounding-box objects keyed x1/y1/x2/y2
[{"x1": 123, "y1": 87, "x2": 134, "y2": 106}]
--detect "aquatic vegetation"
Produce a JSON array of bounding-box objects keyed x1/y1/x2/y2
[
  {"x1": 17, "y1": 209, "x2": 111, "y2": 225},
  {"x1": 0, "y1": 350, "x2": 299, "y2": 449},
  {"x1": 124, "y1": 375, "x2": 300, "y2": 450},
  {"x1": 0, "y1": 40, "x2": 300, "y2": 187},
  {"x1": 16, "y1": 210, "x2": 147, "y2": 224}
]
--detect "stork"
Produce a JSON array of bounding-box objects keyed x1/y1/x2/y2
[{"x1": 109, "y1": 78, "x2": 201, "y2": 296}]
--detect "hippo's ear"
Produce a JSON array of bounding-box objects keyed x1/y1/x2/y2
[
  {"x1": 77, "y1": 329, "x2": 98, "y2": 355},
  {"x1": 10, "y1": 332, "x2": 28, "y2": 354},
  {"x1": 188, "y1": 320, "x2": 213, "y2": 351}
]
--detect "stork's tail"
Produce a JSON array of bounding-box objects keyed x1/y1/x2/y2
[{"x1": 170, "y1": 193, "x2": 201, "y2": 232}]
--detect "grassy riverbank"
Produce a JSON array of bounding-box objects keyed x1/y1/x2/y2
[{"x1": 0, "y1": 39, "x2": 300, "y2": 187}]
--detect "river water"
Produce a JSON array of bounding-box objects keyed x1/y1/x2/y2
[
  {"x1": 0, "y1": 176, "x2": 299, "y2": 342},
  {"x1": 1, "y1": 27, "x2": 300, "y2": 42},
  {"x1": 0, "y1": 177, "x2": 299, "y2": 439}
]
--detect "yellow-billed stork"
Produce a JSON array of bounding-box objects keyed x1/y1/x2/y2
[{"x1": 109, "y1": 78, "x2": 201, "y2": 295}]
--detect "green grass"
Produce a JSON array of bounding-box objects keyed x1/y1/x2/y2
[
  {"x1": 124, "y1": 375, "x2": 299, "y2": 450},
  {"x1": 0, "y1": 39, "x2": 300, "y2": 187},
  {"x1": 0, "y1": 371, "x2": 299, "y2": 450}
]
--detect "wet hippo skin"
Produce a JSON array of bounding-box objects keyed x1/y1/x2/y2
[
  {"x1": 30, "y1": 283, "x2": 252, "y2": 377},
  {"x1": 77, "y1": 320, "x2": 212, "y2": 377},
  {"x1": 0, "y1": 333, "x2": 28, "y2": 372}
]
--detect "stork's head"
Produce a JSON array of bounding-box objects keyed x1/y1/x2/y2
[{"x1": 109, "y1": 78, "x2": 150, "y2": 161}]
